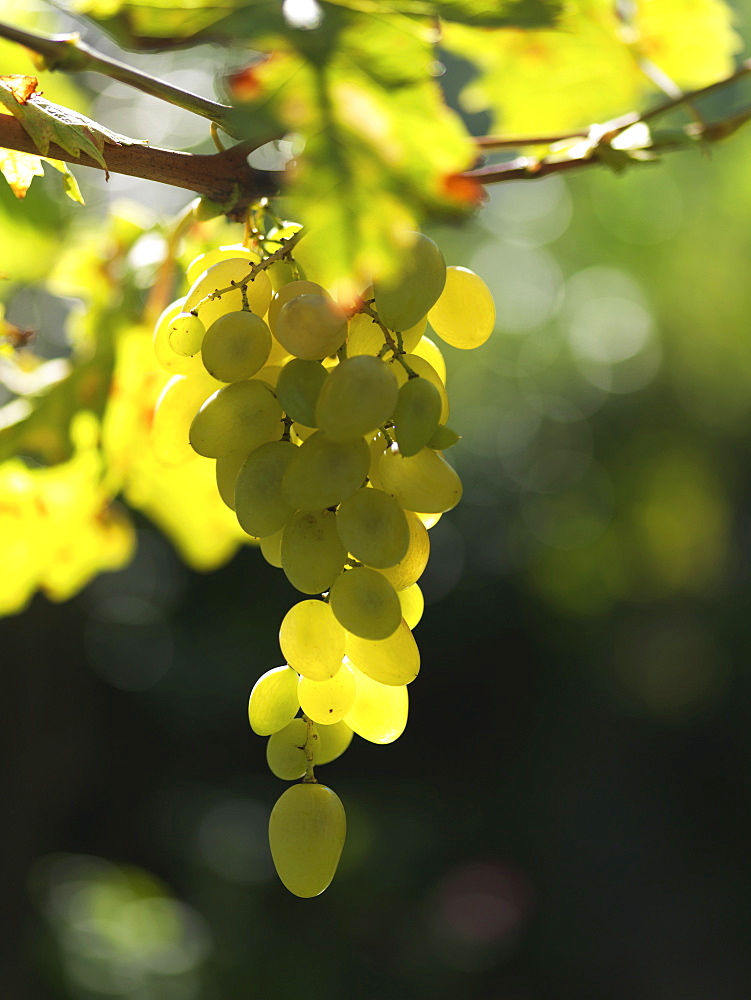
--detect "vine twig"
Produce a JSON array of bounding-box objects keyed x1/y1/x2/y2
[
  {"x1": 0, "y1": 20, "x2": 239, "y2": 132},
  {"x1": 0, "y1": 114, "x2": 280, "y2": 215}
]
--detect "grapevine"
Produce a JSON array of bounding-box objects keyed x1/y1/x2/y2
[{"x1": 151, "y1": 218, "x2": 495, "y2": 896}]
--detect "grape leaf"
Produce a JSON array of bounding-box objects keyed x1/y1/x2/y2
[
  {"x1": 0, "y1": 76, "x2": 147, "y2": 172},
  {"x1": 442, "y1": 0, "x2": 740, "y2": 134},
  {"x1": 0, "y1": 141, "x2": 85, "y2": 203},
  {"x1": 0, "y1": 147, "x2": 44, "y2": 198},
  {"x1": 64, "y1": 0, "x2": 560, "y2": 48},
  {"x1": 227, "y1": 8, "x2": 474, "y2": 291}
]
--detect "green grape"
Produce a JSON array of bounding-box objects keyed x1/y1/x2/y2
[
  {"x1": 348, "y1": 289, "x2": 427, "y2": 355},
  {"x1": 267, "y1": 280, "x2": 327, "y2": 333},
  {"x1": 201, "y1": 310, "x2": 272, "y2": 382},
  {"x1": 248, "y1": 665, "x2": 300, "y2": 735},
  {"x1": 185, "y1": 257, "x2": 272, "y2": 330},
  {"x1": 264, "y1": 222, "x2": 304, "y2": 263},
  {"x1": 315, "y1": 356, "x2": 398, "y2": 443},
  {"x1": 418, "y1": 511, "x2": 442, "y2": 529},
  {"x1": 344, "y1": 665, "x2": 408, "y2": 744},
  {"x1": 281, "y1": 509, "x2": 347, "y2": 595},
  {"x1": 275, "y1": 294, "x2": 348, "y2": 360},
  {"x1": 215, "y1": 450, "x2": 248, "y2": 510},
  {"x1": 254, "y1": 363, "x2": 283, "y2": 388},
  {"x1": 428, "y1": 425, "x2": 461, "y2": 450},
  {"x1": 267, "y1": 335, "x2": 293, "y2": 367},
  {"x1": 281, "y1": 432, "x2": 370, "y2": 510},
  {"x1": 392, "y1": 377, "x2": 442, "y2": 458},
  {"x1": 268, "y1": 782, "x2": 346, "y2": 897},
  {"x1": 167, "y1": 311, "x2": 205, "y2": 358},
  {"x1": 329, "y1": 567, "x2": 402, "y2": 640},
  {"x1": 279, "y1": 599, "x2": 345, "y2": 681},
  {"x1": 185, "y1": 244, "x2": 260, "y2": 286},
  {"x1": 276, "y1": 358, "x2": 329, "y2": 427},
  {"x1": 316, "y1": 720, "x2": 353, "y2": 764},
  {"x1": 346, "y1": 312, "x2": 386, "y2": 357},
  {"x1": 298, "y1": 663, "x2": 356, "y2": 725},
  {"x1": 373, "y1": 510, "x2": 430, "y2": 590},
  {"x1": 152, "y1": 373, "x2": 218, "y2": 466},
  {"x1": 398, "y1": 583, "x2": 424, "y2": 629},
  {"x1": 234, "y1": 440, "x2": 298, "y2": 538},
  {"x1": 260, "y1": 526, "x2": 284, "y2": 568},
  {"x1": 188, "y1": 379, "x2": 282, "y2": 459},
  {"x1": 390, "y1": 354, "x2": 449, "y2": 424},
  {"x1": 368, "y1": 431, "x2": 388, "y2": 490},
  {"x1": 344, "y1": 620, "x2": 420, "y2": 685},
  {"x1": 336, "y1": 488, "x2": 409, "y2": 568},
  {"x1": 373, "y1": 232, "x2": 446, "y2": 331},
  {"x1": 292, "y1": 422, "x2": 316, "y2": 443},
  {"x1": 266, "y1": 258, "x2": 300, "y2": 293},
  {"x1": 400, "y1": 316, "x2": 428, "y2": 353},
  {"x1": 266, "y1": 718, "x2": 313, "y2": 780},
  {"x1": 428, "y1": 265, "x2": 495, "y2": 349},
  {"x1": 412, "y1": 335, "x2": 446, "y2": 384},
  {"x1": 379, "y1": 446, "x2": 462, "y2": 513},
  {"x1": 153, "y1": 298, "x2": 204, "y2": 376}
]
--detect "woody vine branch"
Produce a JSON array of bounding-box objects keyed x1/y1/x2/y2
[{"x1": 1, "y1": 18, "x2": 751, "y2": 207}]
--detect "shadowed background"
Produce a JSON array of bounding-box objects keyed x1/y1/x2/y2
[{"x1": 4, "y1": 3, "x2": 751, "y2": 997}]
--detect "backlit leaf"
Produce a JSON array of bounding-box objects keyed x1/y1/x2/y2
[
  {"x1": 443, "y1": 0, "x2": 741, "y2": 134},
  {"x1": 66, "y1": 0, "x2": 559, "y2": 48},
  {"x1": 0, "y1": 77, "x2": 147, "y2": 170},
  {"x1": 228, "y1": 8, "x2": 473, "y2": 291}
]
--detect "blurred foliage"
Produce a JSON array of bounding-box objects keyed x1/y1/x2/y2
[
  {"x1": 4, "y1": 1, "x2": 751, "y2": 998},
  {"x1": 444, "y1": 0, "x2": 741, "y2": 132}
]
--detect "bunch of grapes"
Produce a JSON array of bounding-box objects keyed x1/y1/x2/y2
[{"x1": 151, "y1": 223, "x2": 494, "y2": 897}]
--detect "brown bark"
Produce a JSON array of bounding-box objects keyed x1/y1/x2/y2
[{"x1": 0, "y1": 114, "x2": 282, "y2": 213}]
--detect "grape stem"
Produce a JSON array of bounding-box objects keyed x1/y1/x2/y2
[
  {"x1": 301, "y1": 715, "x2": 317, "y2": 783},
  {"x1": 190, "y1": 230, "x2": 304, "y2": 313},
  {"x1": 356, "y1": 302, "x2": 415, "y2": 375}
]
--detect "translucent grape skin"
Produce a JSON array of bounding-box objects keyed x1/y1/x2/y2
[
  {"x1": 374, "y1": 510, "x2": 430, "y2": 591},
  {"x1": 274, "y1": 293, "x2": 348, "y2": 360},
  {"x1": 276, "y1": 358, "x2": 328, "y2": 427},
  {"x1": 267, "y1": 280, "x2": 328, "y2": 333},
  {"x1": 373, "y1": 232, "x2": 446, "y2": 331},
  {"x1": 281, "y1": 432, "x2": 370, "y2": 511},
  {"x1": 379, "y1": 445, "x2": 462, "y2": 514},
  {"x1": 267, "y1": 718, "x2": 314, "y2": 780},
  {"x1": 268, "y1": 782, "x2": 346, "y2": 897},
  {"x1": 168, "y1": 312, "x2": 205, "y2": 357},
  {"x1": 185, "y1": 257, "x2": 272, "y2": 329},
  {"x1": 281, "y1": 509, "x2": 347, "y2": 595},
  {"x1": 298, "y1": 663, "x2": 356, "y2": 725},
  {"x1": 315, "y1": 355, "x2": 399, "y2": 443},
  {"x1": 201, "y1": 310, "x2": 272, "y2": 382},
  {"x1": 329, "y1": 566, "x2": 402, "y2": 640},
  {"x1": 344, "y1": 665, "x2": 409, "y2": 744},
  {"x1": 428, "y1": 265, "x2": 495, "y2": 349},
  {"x1": 336, "y1": 487, "x2": 410, "y2": 569},
  {"x1": 279, "y1": 600, "x2": 345, "y2": 681},
  {"x1": 234, "y1": 440, "x2": 298, "y2": 538},
  {"x1": 188, "y1": 379, "x2": 282, "y2": 459},
  {"x1": 345, "y1": 620, "x2": 420, "y2": 686},
  {"x1": 248, "y1": 665, "x2": 300, "y2": 735},
  {"x1": 392, "y1": 376, "x2": 442, "y2": 458}
]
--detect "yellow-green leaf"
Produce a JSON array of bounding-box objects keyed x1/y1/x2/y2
[
  {"x1": 0, "y1": 146, "x2": 44, "y2": 198},
  {"x1": 42, "y1": 158, "x2": 85, "y2": 204},
  {"x1": 443, "y1": 0, "x2": 741, "y2": 134},
  {"x1": 0, "y1": 77, "x2": 147, "y2": 170}
]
